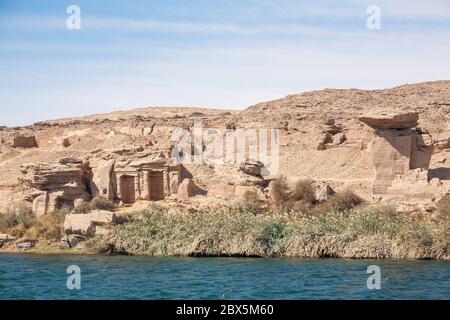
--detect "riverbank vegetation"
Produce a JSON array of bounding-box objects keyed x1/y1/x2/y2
[
  {"x1": 90, "y1": 190, "x2": 450, "y2": 259},
  {"x1": 2, "y1": 179, "x2": 449, "y2": 259}
]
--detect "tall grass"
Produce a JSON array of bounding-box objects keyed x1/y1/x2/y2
[{"x1": 93, "y1": 204, "x2": 450, "y2": 259}]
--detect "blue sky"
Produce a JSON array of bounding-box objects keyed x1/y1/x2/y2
[{"x1": 0, "y1": 0, "x2": 449, "y2": 126}]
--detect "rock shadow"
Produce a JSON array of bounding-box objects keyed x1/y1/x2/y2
[{"x1": 428, "y1": 167, "x2": 450, "y2": 181}]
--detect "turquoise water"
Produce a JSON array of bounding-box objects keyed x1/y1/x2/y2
[{"x1": 0, "y1": 254, "x2": 449, "y2": 299}]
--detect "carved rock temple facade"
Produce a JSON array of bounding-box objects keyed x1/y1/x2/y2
[{"x1": 113, "y1": 159, "x2": 181, "y2": 204}]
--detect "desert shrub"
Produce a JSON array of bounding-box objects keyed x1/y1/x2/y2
[
  {"x1": 0, "y1": 206, "x2": 34, "y2": 236},
  {"x1": 71, "y1": 201, "x2": 91, "y2": 214},
  {"x1": 90, "y1": 196, "x2": 116, "y2": 211},
  {"x1": 270, "y1": 176, "x2": 290, "y2": 209},
  {"x1": 7, "y1": 225, "x2": 27, "y2": 238},
  {"x1": 27, "y1": 211, "x2": 65, "y2": 240},
  {"x1": 291, "y1": 179, "x2": 316, "y2": 205},
  {"x1": 437, "y1": 194, "x2": 450, "y2": 217},
  {"x1": 315, "y1": 189, "x2": 363, "y2": 214},
  {"x1": 15, "y1": 206, "x2": 36, "y2": 229},
  {"x1": 0, "y1": 211, "x2": 19, "y2": 232}
]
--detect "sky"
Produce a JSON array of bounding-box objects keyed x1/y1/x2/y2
[{"x1": 0, "y1": 0, "x2": 449, "y2": 126}]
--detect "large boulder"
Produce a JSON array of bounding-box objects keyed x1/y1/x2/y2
[
  {"x1": 177, "y1": 179, "x2": 197, "y2": 198},
  {"x1": 90, "y1": 160, "x2": 116, "y2": 200},
  {"x1": 60, "y1": 234, "x2": 85, "y2": 248},
  {"x1": 63, "y1": 210, "x2": 117, "y2": 237},
  {"x1": 314, "y1": 182, "x2": 336, "y2": 202},
  {"x1": 359, "y1": 111, "x2": 419, "y2": 129},
  {"x1": 0, "y1": 233, "x2": 16, "y2": 247},
  {"x1": 239, "y1": 161, "x2": 264, "y2": 177}
]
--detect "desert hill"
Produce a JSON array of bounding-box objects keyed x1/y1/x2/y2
[{"x1": 0, "y1": 80, "x2": 449, "y2": 213}]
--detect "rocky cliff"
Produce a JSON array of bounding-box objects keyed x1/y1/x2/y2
[{"x1": 0, "y1": 80, "x2": 449, "y2": 214}]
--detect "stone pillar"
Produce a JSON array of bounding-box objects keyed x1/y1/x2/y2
[
  {"x1": 169, "y1": 171, "x2": 180, "y2": 194},
  {"x1": 163, "y1": 170, "x2": 170, "y2": 196},
  {"x1": 116, "y1": 174, "x2": 122, "y2": 200},
  {"x1": 142, "y1": 171, "x2": 150, "y2": 200},
  {"x1": 371, "y1": 131, "x2": 412, "y2": 194},
  {"x1": 134, "y1": 173, "x2": 140, "y2": 200}
]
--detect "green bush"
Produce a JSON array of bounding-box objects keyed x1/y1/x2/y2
[{"x1": 90, "y1": 196, "x2": 116, "y2": 211}]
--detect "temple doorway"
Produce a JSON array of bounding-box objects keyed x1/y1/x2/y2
[
  {"x1": 120, "y1": 175, "x2": 136, "y2": 204},
  {"x1": 148, "y1": 171, "x2": 164, "y2": 200}
]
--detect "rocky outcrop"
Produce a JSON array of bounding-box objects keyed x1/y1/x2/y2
[
  {"x1": 20, "y1": 158, "x2": 92, "y2": 216},
  {"x1": 177, "y1": 179, "x2": 197, "y2": 198},
  {"x1": 360, "y1": 112, "x2": 434, "y2": 195},
  {"x1": 314, "y1": 182, "x2": 336, "y2": 202},
  {"x1": 360, "y1": 112, "x2": 445, "y2": 212},
  {"x1": 0, "y1": 233, "x2": 15, "y2": 247},
  {"x1": 90, "y1": 160, "x2": 116, "y2": 200},
  {"x1": 63, "y1": 210, "x2": 117, "y2": 237},
  {"x1": 359, "y1": 111, "x2": 419, "y2": 129},
  {"x1": 60, "y1": 234, "x2": 85, "y2": 248},
  {"x1": 239, "y1": 161, "x2": 264, "y2": 177}
]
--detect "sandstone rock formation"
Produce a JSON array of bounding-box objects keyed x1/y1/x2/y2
[
  {"x1": 63, "y1": 210, "x2": 117, "y2": 237},
  {"x1": 0, "y1": 81, "x2": 449, "y2": 215},
  {"x1": 177, "y1": 179, "x2": 197, "y2": 198},
  {"x1": 360, "y1": 111, "x2": 446, "y2": 212},
  {"x1": 359, "y1": 111, "x2": 419, "y2": 129},
  {"x1": 314, "y1": 182, "x2": 336, "y2": 202},
  {"x1": 20, "y1": 158, "x2": 92, "y2": 216},
  {"x1": 360, "y1": 112, "x2": 435, "y2": 195}
]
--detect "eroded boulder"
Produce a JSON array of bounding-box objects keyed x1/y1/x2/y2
[
  {"x1": 20, "y1": 158, "x2": 93, "y2": 216},
  {"x1": 359, "y1": 111, "x2": 419, "y2": 129},
  {"x1": 63, "y1": 210, "x2": 117, "y2": 237},
  {"x1": 177, "y1": 178, "x2": 197, "y2": 198}
]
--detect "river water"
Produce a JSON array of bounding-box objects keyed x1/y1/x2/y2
[{"x1": 0, "y1": 254, "x2": 448, "y2": 299}]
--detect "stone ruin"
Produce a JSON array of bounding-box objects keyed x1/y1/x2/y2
[
  {"x1": 20, "y1": 152, "x2": 182, "y2": 215},
  {"x1": 11, "y1": 135, "x2": 38, "y2": 148},
  {"x1": 112, "y1": 155, "x2": 181, "y2": 205},
  {"x1": 360, "y1": 111, "x2": 445, "y2": 212}
]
